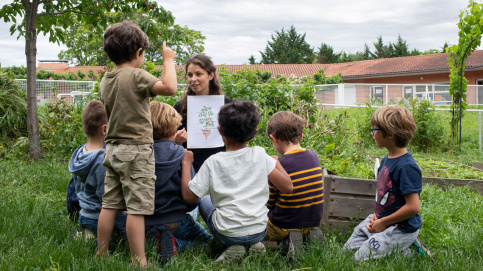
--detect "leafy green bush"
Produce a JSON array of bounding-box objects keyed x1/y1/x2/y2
[
  {"x1": 0, "y1": 73, "x2": 28, "y2": 143},
  {"x1": 38, "y1": 99, "x2": 86, "y2": 159},
  {"x1": 409, "y1": 99, "x2": 448, "y2": 152},
  {"x1": 36, "y1": 69, "x2": 54, "y2": 79}
]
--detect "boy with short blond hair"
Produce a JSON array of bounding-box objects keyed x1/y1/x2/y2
[
  {"x1": 96, "y1": 20, "x2": 177, "y2": 268},
  {"x1": 344, "y1": 104, "x2": 432, "y2": 261},
  {"x1": 145, "y1": 101, "x2": 211, "y2": 264},
  {"x1": 69, "y1": 100, "x2": 126, "y2": 239},
  {"x1": 265, "y1": 111, "x2": 324, "y2": 259}
]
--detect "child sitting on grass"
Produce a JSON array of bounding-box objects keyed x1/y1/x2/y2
[
  {"x1": 145, "y1": 101, "x2": 212, "y2": 264},
  {"x1": 181, "y1": 100, "x2": 293, "y2": 263},
  {"x1": 343, "y1": 105, "x2": 433, "y2": 261},
  {"x1": 68, "y1": 100, "x2": 126, "y2": 240},
  {"x1": 264, "y1": 111, "x2": 324, "y2": 259}
]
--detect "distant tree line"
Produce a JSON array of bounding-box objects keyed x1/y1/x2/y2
[{"x1": 249, "y1": 25, "x2": 450, "y2": 64}]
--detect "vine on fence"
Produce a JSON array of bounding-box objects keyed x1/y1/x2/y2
[{"x1": 448, "y1": 0, "x2": 483, "y2": 145}]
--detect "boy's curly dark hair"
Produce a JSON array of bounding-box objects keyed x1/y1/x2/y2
[
  {"x1": 218, "y1": 100, "x2": 260, "y2": 143},
  {"x1": 103, "y1": 20, "x2": 149, "y2": 65}
]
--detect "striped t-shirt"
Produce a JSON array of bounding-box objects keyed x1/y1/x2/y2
[{"x1": 267, "y1": 148, "x2": 324, "y2": 229}]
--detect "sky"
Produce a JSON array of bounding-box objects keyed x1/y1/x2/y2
[{"x1": 0, "y1": 0, "x2": 478, "y2": 67}]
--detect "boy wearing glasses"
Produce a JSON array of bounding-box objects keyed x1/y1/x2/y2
[{"x1": 343, "y1": 105, "x2": 432, "y2": 261}]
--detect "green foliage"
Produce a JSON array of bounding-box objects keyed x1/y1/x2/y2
[
  {"x1": 409, "y1": 99, "x2": 447, "y2": 152},
  {"x1": 38, "y1": 100, "x2": 86, "y2": 159},
  {"x1": 58, "y1": 12, "x2": 205, "y2": 66},
  {"x1": 448, "y1": 0, "x2": 483, "y2": 143},
  {"x1": 87, "y1": 69, "x2": 97, "y2": 81},
  {"x1": 260, "y1": 25, "x2": 315, "y2": 64},
  {"x1": 76, "y1": 70, "x2": 86, "y2": 80},
  {"x1": 317, "y1": 43, "x2": 341, "y2": 64},
  {"x1": 36, "y1": 70, "x2": 54, "y2": 79},
  {"x1": 0, "y1": 73, "x2": 27, "y2": 143},
  {"x1": 0, "y1": 66, "x2": 27, "y2": 79}
]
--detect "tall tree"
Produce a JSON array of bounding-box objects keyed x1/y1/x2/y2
[
  {"x1": 317, "y1": 43, "x2": 340, "y2": 64},
  {"x1": 393, "y1": 35, "x2": 410, "y2": 57},
  {"x1": 0, "y1": 0, "x2": 174, "y2": 159},
  {"x1": 248, "y1": 55, "x2": 256, "y2": 64},
  {"x1": 260, "y1": 25, "x2": 315, "y2": 64},
  {"x1": 59, "y1": 13, "x2": 205, "y2": 66}
]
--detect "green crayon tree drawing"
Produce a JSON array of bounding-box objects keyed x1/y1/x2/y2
[{"x1": 199, "y1": 106, "x2": 214, "y2": 139}]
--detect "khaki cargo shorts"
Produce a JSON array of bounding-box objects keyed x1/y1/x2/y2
[{"x1": 102, "y1": 143, "x2": 156, "y2": 215}]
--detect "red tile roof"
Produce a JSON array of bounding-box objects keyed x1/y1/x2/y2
[{"x1": 40, "y1": 50, "x2": 483, "y2": 79}]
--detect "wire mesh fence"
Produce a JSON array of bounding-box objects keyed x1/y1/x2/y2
[
  {"x1": 16, "y1": 79, "x2": 97, "y2": 105},
  {"x1": 316, "y1": 83, "x2": 483, "y2": 107},
  {"x1": 15, "y1": 79, "x2": 483, "y2": 108}
]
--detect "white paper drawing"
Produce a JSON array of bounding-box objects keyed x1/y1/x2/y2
[{"x1": 187, "y1": 95, "x2": 225, "y2": 149}]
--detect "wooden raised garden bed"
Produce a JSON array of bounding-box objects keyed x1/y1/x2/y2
[{"x1": 320, "y1": 171, "x2": 483, "y2": 232}]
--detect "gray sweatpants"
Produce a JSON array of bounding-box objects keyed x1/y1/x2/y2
[{"x1": 343, "y1": 214, "x2": 419, "y2": 261}]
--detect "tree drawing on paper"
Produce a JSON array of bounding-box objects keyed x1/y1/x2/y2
[{"x1": 199, "y1": 106, "x2": 214, "y2": 140}]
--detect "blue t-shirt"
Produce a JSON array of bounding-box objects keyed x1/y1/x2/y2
[{"x1": 375, "y1": 152, "x2": 422, "y2": 233}]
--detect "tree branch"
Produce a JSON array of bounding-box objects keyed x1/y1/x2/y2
[{"x1": 38, "y1": 6, "x2": 91, "y2": 17}]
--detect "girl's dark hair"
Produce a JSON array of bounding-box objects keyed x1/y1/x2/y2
[
  {"x1": 218, "y1": 100, "x2": 260, "y2": 143},
  {"x1": 179, "y1": 55, "x2": 222, "y2": 119},
  {"x1": 103, "y1": 20, "x2": 149, "y2": 65}
]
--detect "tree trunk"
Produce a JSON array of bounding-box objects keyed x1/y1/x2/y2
[{"x1": 24, "y1": 0, "x2": 43, "y2": 159}]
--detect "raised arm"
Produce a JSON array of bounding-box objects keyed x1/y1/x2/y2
[
  {"x1": 151, "y1": 41, "x2": 177, "y2": 96},
  {"x1": 267, "y1": 158, "x2": 293, "y2": 194},
  {"x1": 181, "y1": 149, "x2": 199, "y2": 204}
]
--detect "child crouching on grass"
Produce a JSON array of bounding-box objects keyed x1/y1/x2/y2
[
  {"x1": 68, "y1": 100, "x2": 126, "y2": 241},
  {"x1": 343, "y1": 105, "x2": 433, "y2": 261},
  {"x1": 144, "y1": 101, "x2": 212, "y2": 264},
  {"x1": 264, "y1": 111, "x2": 324, "y2": 260},
  {"x1": 181, "y1": 100, "x2": 293, "y2": 263}
]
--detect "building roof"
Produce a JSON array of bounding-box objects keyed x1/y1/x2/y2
[{"x1": 39, "y1": 50, "x2": 483, "y2": 79}]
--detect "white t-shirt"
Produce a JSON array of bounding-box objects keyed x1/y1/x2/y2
[{"x1": 189, "y1": 146, "x2": 276, "y2": 237}]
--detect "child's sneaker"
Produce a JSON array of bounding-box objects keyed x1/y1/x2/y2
[
  {"x1": 215, "y1": 245, "x2": 245, "y2": 263},
  {"x1": 158, "y1": 231, "x2": 176, "y2": 264},
  {"x1": 307, "y1": 228, "x2": 324, "y2": 246},
  {"x1": 410, "y1": 237, "x2": 434, "y2": 262},
  {"x1": 283, "y1": 231, "x2": 304, "y2": 260},
  {"x1": 248, "y1": 242, "x2": 266, "y2": 255}
]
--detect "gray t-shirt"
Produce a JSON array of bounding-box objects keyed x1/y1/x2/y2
[{"x1": 99, "y1": 67, "x2": 159, "y2": 144}]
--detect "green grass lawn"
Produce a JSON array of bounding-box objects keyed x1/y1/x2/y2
[{"x1": 0, "y1": 159, "x2": 481, "y2": 270}]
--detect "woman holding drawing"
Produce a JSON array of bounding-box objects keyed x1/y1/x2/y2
[{"x1": 174, "y1": 54, "x2": 231, "y2": 172}]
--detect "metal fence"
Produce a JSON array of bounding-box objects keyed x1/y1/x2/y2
[
  {"x1": 316, "y1": 83, "x2": 483, "y2": 107},
  {"x1": 16, "y1": 79, "x2": 97, "y2": 105},
  {"x1": 16, "y1": 79, "x2": 483, "y2": 107}
]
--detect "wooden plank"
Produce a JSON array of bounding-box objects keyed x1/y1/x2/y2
[
  {"x1": 328, "y1": 195, "x2": 374, "y2": 219},
  {"x1": 321, "y1": 173, "x2": 332, "y2": 226},
  {"x1": 321, "y1": 218, "x2": 362, "y2": 232},
  {"x1": 330, "y1": 176, "x2": 377, "y2": 196},
  {"x1": 423, "y1": 177, "x2": 483, "y2": 194},
  {"x1": 473, "y1": 161, "x2": 483, "y2": 171}
]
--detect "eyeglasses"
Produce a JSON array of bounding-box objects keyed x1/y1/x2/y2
[{"x1": 371, "y1": 127, "x2": 382, "y2": 134}]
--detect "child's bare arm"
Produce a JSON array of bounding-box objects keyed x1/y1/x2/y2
[
  {"x1": 151, "y1": 41, "x2": 177, "y2": 96},
  {"x1": 370, "y1": 192, "x2": 420, "y2": 233},
  {"x1": 181, "y1": 149, "x2": 199, "y2": 204},
  {"x1": 268, "y1": 159, "x2": 293, "y2": 194}
]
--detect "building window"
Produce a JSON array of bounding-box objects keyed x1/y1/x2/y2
[{"x1": 370, "y1": 86, "x2": 384, "y2": 103}]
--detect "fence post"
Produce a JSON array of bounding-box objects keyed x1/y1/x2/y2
[{"x1": 479, "y1": 112, "x2": 481, "y2": 151}]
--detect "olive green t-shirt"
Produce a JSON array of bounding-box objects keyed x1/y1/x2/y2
[{"x1": 99, "y1": 67, "x2": 159, "y2": 144}]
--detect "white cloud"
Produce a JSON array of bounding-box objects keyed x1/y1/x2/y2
[{"x1": 0, "y1": 0, "x2": 475, "y2": 67}]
